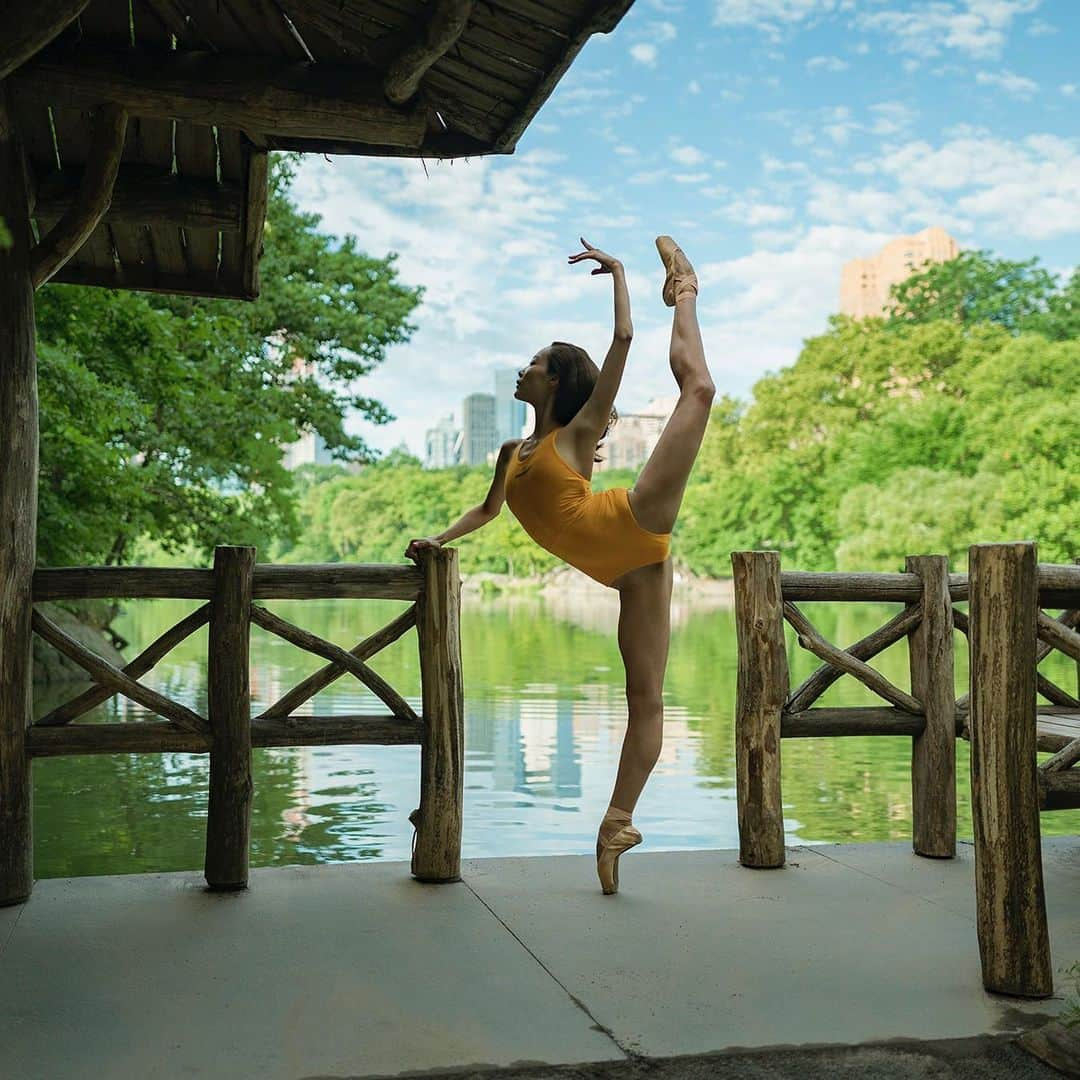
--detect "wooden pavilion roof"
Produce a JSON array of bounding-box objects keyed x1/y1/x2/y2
[{"x1": 9, "y1": 0, "x2": 634, "y2": 300}]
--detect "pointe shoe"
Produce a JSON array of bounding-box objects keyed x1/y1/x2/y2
[
  {"x1": 655, "y1": 235, "x2": 698, "y2": 307},
  {"x1": 596, "y1": 822, "x2": 643, "y2": 895}
]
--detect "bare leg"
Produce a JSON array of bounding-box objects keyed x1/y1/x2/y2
[
  {"x1": 628, "y1": 294, "x2": 716, "y2": 536},
  {"x1": 603, "y1": 557, "x2": 673, "y2": 830}
]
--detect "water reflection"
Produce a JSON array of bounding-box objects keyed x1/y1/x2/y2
[{"x1": 30, "y1": 589, "x2": 1080, "y2": 879}]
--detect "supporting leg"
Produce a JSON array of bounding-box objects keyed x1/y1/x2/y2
[
  {"x1": 0, "y1": 89, "x2": 37, "y2": 906},
  {"x1": 608, "y1": 558, "x2": 673, "y2": 816}
]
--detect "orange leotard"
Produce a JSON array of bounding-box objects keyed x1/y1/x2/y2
[{"x1": 503, "y1": 427, "x2": 671, "y2": 587}]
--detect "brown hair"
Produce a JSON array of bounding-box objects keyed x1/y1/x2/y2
[{"x1": 546, "y1": 341, "x2": 618, "y2": 463}]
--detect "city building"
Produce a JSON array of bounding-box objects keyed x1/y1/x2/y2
[
  {"x1": 462, "y1": 392, "x2": 497, "y2": 466},
  {"x1": 593, "y1": 394, "x2": 678, "y2": 473},
  {"x1": 282, "y1": 430, "x2": 335, "y2": 470},
  {"x1": 494, "y1": 367, "x2": 527, "y2": 446},
  {"x1": 840, "y1": 226, "x2": 959, "y2": 319},
  {"x1": 424, "y1": 413, "x2": 461, "y2": 469}
]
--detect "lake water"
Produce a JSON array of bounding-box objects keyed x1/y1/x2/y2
[{"x1": 30, "y1": 588, "x2": 1080, "y2": 879}]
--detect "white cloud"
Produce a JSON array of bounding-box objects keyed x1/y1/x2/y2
[
  {"x1": 806, "y1": 54, "x2": 849, "y2": 73},
  {"x1": 856, "y1": 0, "x2": 1041, "y2": 60},
  {"x1": 1027, "y1": 18, "x2": 1056, "y2": 35},
  {"x1": 826, "y1": 133, "x2": 1080, "y2": 240},
  {"x1": 1061, "y1": 84, "x2": 1078, "y2": 98},
  {"x1": 869, "y1": 101, "x2": 918, "y2": 135},
  {"x1": 289, "y1": 151, "x2": 622, "y2": 456},
  {"x1": 646, "y1": 19, "x2": 679, "y2": 42},
  {"x1": 670, "y1": 143, "x2": 707, "y2": 166},
  {"x1": 687, "y1": 79, "x2": 702, "y2": 94},
  {"x1": 720, "y1": 199, "x2": 795, "y2": 225},
  {"x1": 976, "y1": 69, "x2": 1039, "y2": 98},
  {"x1": 712, "y1": 0, "x2": 839, "y2": 39},
  {"x1": 630, "y1": 43, "x2": 659, "y2": 65}
]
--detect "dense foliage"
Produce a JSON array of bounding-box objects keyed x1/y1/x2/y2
[
  {"x1": 36, "y1": 155, "x2": 422, "y2": 566},
  {"x1": 281, "y1": 250, "x2": 1078, "y2": 575}
]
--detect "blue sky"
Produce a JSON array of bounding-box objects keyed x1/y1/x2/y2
[{"x1": 293, "y1": 0, "x2": 1080, "y2": 459}]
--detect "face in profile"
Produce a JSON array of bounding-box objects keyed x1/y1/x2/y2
[{"x1": 515, "y1": 346, "x2": 555, "y2": 406}]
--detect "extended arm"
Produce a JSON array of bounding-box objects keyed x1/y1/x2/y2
[
  {"x1": 577, "y1": 259, "x2": 632, "y2": 431},
  {"x1": 404, "y1": 440, "x2": 518, "y2": 558}
]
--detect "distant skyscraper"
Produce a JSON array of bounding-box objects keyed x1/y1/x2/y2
[
  {"x1": 462, "y1": 393, "x2": 497, "y2": 466},
  {"x1": 282, "y1": 430, "x2": 334, "y2": 470},
  {"x1": 593, "y1": 395, "x2": 677, "y2": 473},
  {"x1": 840, "y1": 226, "x2": 958, "y2": 319},
  {"x1": 494, "y1": 367, "x2": 527, "y2": 445},
  {"x1": 425, "y1": 413, "x2": 460, "y2": 469}
]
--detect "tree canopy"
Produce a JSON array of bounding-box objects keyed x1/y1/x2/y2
[{"x1": 37, "y1": 155, "x2": 422, "y2": 566}]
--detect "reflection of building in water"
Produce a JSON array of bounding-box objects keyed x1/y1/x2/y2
[
  {"x1": 594, "y1": 394, "x2": 679, "y2": 473},
  {"x1": 840, "y1": 226, "x2": 958, "y2": 319}
]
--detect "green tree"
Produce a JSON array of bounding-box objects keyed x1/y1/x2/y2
[
  {"x1": 886, "y1": 249, "x2": 1059, "y2": 332},
  {"x1": 36, "y1": 154, "x2": 423, "y2": 566}
]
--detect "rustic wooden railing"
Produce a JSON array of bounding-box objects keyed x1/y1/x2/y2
[
  {"x1": 733, "y1": 544, "x2": 1080, "y2": 1000},
  {"x1": 1, "y1": 546, "x2": 463, "y2": 905}
]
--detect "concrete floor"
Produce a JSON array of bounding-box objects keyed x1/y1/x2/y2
[{"x1": 1, "y1": 838, "x2": 1078, "y2": 1080}]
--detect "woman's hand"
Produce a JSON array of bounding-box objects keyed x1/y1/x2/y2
[
  {"x1": 568, "y1": 236, "x2": 622, "y2": 276},
  {"x1": 404, "y1": 537, "x2": 443, "y2": 562}
]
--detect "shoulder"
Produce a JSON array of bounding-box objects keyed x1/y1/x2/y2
[{"x1": 497, "y1": 438, "x2": 522, "y2": 463}]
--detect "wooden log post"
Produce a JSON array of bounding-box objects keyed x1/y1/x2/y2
[
  {"x1": 968, "y1": 541, "x2": 1052, "y2": 997},
  {"x1": 411, "y1": 546, "x2": 464, "y2": 882},
  {"x1": 0, "y1": 89, "x2": 37, "y2": 906},
  {"x1": 906, "y1": 555, "x2": 956, "y2": 858},
  {"x1": 205, "y1": 546, "x2": 255, "y2": 890},
  {"x1": 732, "y1": 551, "x2": 787, "y2": 868}
]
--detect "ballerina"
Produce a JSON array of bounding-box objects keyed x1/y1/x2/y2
[{"x1": 406, "y1": 235, "x2": 714, "y2": 893}]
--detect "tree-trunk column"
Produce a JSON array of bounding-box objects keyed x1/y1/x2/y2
[
  {"x1": 907, "y1": 554, "x2": 956, "y2": 858},
  {"x1": 412, "y1": 545, "x2": 463, "y2": 882},
  {"x1": 205, "y1": 545, "x2": 255, "y2": 889},
  {"x1": 969, "y1": 541, "x2": 1051, "y2": 997},
  {"x1": 0, "y1": 88, "x2": 37, "y2": 907},
  {"x1": 732, "y1": 550, "x2": 787, "y2": 868}
]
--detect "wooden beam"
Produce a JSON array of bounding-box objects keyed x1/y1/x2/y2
[
  {"x1": 384, "y1": 0, "x2": 474, "y2": 105},
  {"x1": 13, "y1": 47, "x2": 428, "y2": 148},
  {"x1": 492, "y1": 0, "x2": 634, "y2": 153},
  {"x1": 0, "y1": 87, "x2": 37, "y2": 906},
  {"x1": 34, "y1": 168, "x2": 243, "y2": 231},
  {"x1": 0, "y1": 0, "x2": 91, "y2": 81},
  {"x1": 30, "y1": 103, "x2": 127, "y2": 289},
  {"x1": 240, "y1": 151, "x2": 268, "y2": 299}
]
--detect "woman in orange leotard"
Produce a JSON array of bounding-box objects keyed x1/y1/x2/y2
[{"x1": 406, "y1": 235, "x2": 714, "y2": 895}]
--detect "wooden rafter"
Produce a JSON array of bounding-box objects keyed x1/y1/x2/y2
[
  {"x1": 384, "y1": 0, "x2": 474, "y2": 105},
  {"x1": 30, "y1": 103, "x2": 127, "y2": 289},
  {"x1": 12, "y1": 47, "x2": 428, "y2": 148},
  {"x1": 0, "y1": 0, "x2": 91, "y2": 82},
  {"x1": 34, "y1": 169, "x2": 243, "y2": 231}
]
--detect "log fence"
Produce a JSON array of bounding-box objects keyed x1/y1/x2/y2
[
  {"x1": 733, "y1": 544, "x2": 1080, "y2": 999},
  {"x1": 0, "y1": 545, "x2": 463, "y2": 905}
]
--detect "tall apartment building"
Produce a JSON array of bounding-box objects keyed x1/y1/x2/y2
[
  {"x1": 840, "y1": 226, "x2": 958, "y2": 319},
  {"x1": 494, "y1": 367, "x2": 527, "y2": 445},
  {"x1": 462, "y1": 392, "x2": 497, "y2": 466},
  {"x1": 593, "y1": 395, "x2": 678, "y2": 473},
  {"x1": 424, "y1": 413, "x2": 461, "y2": 469}
]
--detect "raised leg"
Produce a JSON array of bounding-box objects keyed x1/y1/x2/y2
[{"x1": 627, "y1": 295, "x2": 715, "y2": 536}]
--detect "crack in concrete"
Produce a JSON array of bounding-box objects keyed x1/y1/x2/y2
[{"x1": 460, "y1": 874, "x2": 635, "y2": 1065}]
